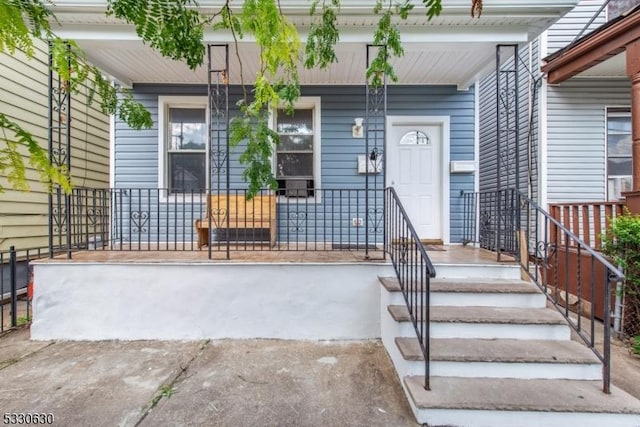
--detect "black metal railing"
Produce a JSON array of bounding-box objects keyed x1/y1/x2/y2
[
  {"x1": 385, "y1": 187, "x2": 437, "y2": 390},
  {"x1": 463, "y1": 188, "x2": 624, "y2": 393},
  {"x1": 462, "y1": 189, "x2": 519, "y2": 258},
  {"x1": 56, "y1": 187, "x2": 386, "y2": 256},
  {"x1": 0, "y1": 246, "x2": 54, "y2": 333}
]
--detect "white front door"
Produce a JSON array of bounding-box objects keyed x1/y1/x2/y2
[{"x1": 386, "y1": 120, "x2": 443, "y2": 241}]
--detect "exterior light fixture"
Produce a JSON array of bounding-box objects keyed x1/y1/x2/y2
[{"x1": 352, "y1": 118, "x2": 364, "y2": 138}]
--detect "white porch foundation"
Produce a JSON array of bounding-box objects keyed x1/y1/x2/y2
[{"x1": 31, "y1": 262, "x2": 393, "y2": 341}]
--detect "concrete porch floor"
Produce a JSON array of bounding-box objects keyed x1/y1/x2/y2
[{"x1": 42, "y1": 244, "x2": 515, "y2": 264}]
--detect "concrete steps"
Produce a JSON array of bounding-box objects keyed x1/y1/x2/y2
[
  {"x1": 388, "y1": 305, "x2": 571, "y2": 340},
  {"x1": 382, "y1": 277, "x2": 546, "y2": 308},
  {"x1": 379, "y1": 271, "x2": 640, "y2": 427},
  {"x1": 404, "y1": 376, "x2": 640, "y2": 427},
  {"x1": 395, "y1": 337, "x2": 602, "y2": 379}
]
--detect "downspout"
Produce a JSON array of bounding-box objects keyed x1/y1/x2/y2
[{"x1": 527, "y1": 77, "x2": 542, "y2": 202}]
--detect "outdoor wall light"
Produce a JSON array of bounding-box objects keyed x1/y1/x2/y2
[{"x1": 352, "y1": 118, "x2": 364, "y2": 138}]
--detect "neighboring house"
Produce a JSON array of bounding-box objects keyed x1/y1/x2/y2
[
  {"x1": 479, "y1": 0, "x2": 636, "y2": 211},
  {"x1": 0, "y1": 38, "x2": 111, "y2": 251}
]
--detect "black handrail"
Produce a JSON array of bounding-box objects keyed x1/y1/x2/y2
[
  {"x1": 462, "y1": 188, "x2": 624, "y2": 393},
  {"x1": 385, "y1": 187, "x2": 436, "y2": 390}
]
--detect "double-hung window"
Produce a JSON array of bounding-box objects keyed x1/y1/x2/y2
[
  {"x1": 606, "y1": 108, "x2": 632, "y2": 200},
  {"x1": 159, "y1": 97, "x2": 207, "y2": 194},
  {"x1": 274, "y1": 97, "x2": 321, "y2": 199}
]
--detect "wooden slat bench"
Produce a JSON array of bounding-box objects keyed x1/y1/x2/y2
[{"x1": 194, "y1": 193, "x2": 277, "y2": 248}]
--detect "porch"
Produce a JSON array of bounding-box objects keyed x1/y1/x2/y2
[
  {"x1": 29, "y1": 232, "x2": 640, "y2": 426},
  {"x1": 42, "y1": 243, "x2": 506, "y2": 264},
  {"x1": 28, "y1": 187, "x2": 640, "y2": 425},
  {"x1": 30, "y1": 245, "x2": 517, "y2": 342}
]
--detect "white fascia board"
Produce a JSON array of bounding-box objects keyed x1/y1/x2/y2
[
  {"x1": 51, "y1": 0, "x2": 579, "y2": 14},
  {"x1": 53, "y1": 25, "x2": 140, "y2": 42},
  {"x1": 338, "y1": 27, "x2": 530, "y2": 44},
  {"x1": 56, "y1": 22, "x2": 530, "y2": 45}
]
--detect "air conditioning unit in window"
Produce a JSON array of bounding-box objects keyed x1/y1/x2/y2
[{"x1": 285, "y1": 180, "x2": 308, "y2": 197}]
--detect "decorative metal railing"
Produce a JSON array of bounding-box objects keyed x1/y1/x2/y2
[
  {"x1": 462, "y1": 189, "x2": 624, "y2": 393},
  {"x1": 0, "y1": 247, "x2": 55, "y2": 332},
  {"x1": 385, "y1": 187, "x2": 437, "y2": 390},
  {"x1": 54, "y1": 187, "x2": 386, "y2": 257}
]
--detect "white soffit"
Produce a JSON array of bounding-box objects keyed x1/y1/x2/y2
[
  {"x1": 49, "y1": 0, "x2": 579, "y2": 87},
  {"x1": 575, "y1": 52, "x2": 627, "y2": 79},
  {"x1": 78, "y1": 40, "x2": 499, "y2": 87}
]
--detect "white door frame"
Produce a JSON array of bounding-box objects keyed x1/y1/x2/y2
[{"x1": 386, "y1": 115, "x2": 451, "y2": 244}]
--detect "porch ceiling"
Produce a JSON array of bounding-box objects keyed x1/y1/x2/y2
[{"x1": 49, "y1": 0, "x2": 579, "y2": 88}]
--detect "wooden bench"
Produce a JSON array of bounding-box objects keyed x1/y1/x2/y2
[{"x1": 194, "y1": 193, "x2": 277, "y2": 248}]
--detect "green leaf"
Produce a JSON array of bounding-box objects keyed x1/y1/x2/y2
[
  {"x1": 107, "y1": 0, "x2": 206, "y2": 69},
  {"x1": 0, "y1": 112, "x2": 71, "y2": 193},
  {"x1": 602, "y1": 210, "x2": 640, "y2": 296},
  {"x1": 0, "y1": 0, "x2": 52, "y2": 56},
  {"x1": 304, "y1": 0, "x2": 340, "y2": 69},
  {"x1": 230, "y1": 107, "x2": 278, "y2": 198},
  {"x1": 423, "y1": 0, "x2": 443, "y2": 20}
]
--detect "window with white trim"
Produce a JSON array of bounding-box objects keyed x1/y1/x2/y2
[
  {"x1": 159, "y1": 97, "x2": 207, "y2": 194},
  {"x1": 273, "y1": 97, "x2": 321, "y2": 198},
  {"x1": 606, "y1": 108, "x2": 632, "y2": 201}
]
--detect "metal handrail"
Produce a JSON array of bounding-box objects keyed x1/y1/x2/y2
[
  {"x1": 522, "y1": 191, "x2": 622, "y2": 274},
  {"x1": 463, "y1": 188, "x2": 624, "y2": 393},
  {"x1": 385, "y1": 187, "x2": 436, "y2": 390}
]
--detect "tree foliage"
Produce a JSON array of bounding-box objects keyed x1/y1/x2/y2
[
  {"x1": 602, "y1": 210, "x2": 640, "y2": 295},
  {"x1": 0, "y1": 0, "x2": 483, "y2": 195},
  {"x1": 0, "y1": 0, "x2": 153, "y2": 193}
]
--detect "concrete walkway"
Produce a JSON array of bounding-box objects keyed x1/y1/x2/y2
[
  {"x1": 1, "y1": 326, "x2": 640, "y2": 426},
  {"x1": 0, "y1": 328, "x2": 417, "y2": 426}
]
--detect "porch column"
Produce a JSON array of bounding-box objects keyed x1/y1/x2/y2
[{"x1": 623, "y1": 39, "x2": 640, "y2": 213}]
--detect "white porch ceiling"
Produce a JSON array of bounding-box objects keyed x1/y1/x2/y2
[{"x1": 49, "y1": 0, "x2": 580, "y2": 88}]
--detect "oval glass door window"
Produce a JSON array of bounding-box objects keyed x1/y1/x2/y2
[{"x1": 399, "y1": 130, "x2": 430, "y2": 145}]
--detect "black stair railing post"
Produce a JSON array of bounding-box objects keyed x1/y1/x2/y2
[
  {"x1": 365, "y1": 44, "x2": 386, "y2": 259},
  {"x1": 9, "y1": 246, "x2": 17, "y2": 328},
  {"x1": 207, "y1": 44, "x2": 230, "y2": 259},
  {"x1": 48, "y1": 41, "x2": 73, "y2": 259},
  {"x1": 603, "y1": 270, "x2": 614, "y2": 394}
]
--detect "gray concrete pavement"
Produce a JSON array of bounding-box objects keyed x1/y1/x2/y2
[
  {"x1": 0, "y1": 328, "x2": 417, "y2": 426},
  {"x1": 2, "y1": 325, "x2": 639, "y2": 427},
  {"x1": 610, "y1": 337, "x2": 640, "y2": 400}
]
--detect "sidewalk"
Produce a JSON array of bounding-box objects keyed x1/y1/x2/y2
[
  {"x1": 0, "y1": 328, "x2": 417, "y2": 426},
  {"x1": 1, "y1": 326, "x2": 639, "y2": 426}
]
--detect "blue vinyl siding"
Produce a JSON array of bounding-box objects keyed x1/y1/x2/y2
[{"x1": 114, "y1": 84, "x2": 474, "y2": 243}]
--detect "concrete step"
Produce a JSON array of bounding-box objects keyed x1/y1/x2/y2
[
  {"x1": 387, "y1": 305, "x2": 570, "y2": 340},
  {"x1": 395, "y1": 337, "x2": 602, "y2": 380},
  {"x1": 432, "y1": 262, "x2": 521, "y2": 280},
  {"x1": 404, "y1": 376, "x2": 640, "y2": 427},
  {"x1": 380, "y1": 276, "x2": 546, "y2": 308}
]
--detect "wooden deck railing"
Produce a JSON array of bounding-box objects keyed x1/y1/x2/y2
[{"x1": 548, "y1": 201, "x2": 625, "y2": 251}]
